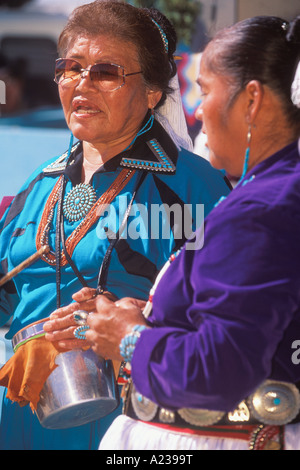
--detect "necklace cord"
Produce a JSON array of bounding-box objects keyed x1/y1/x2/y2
[
  {"x1": 55, "y1": 175, "x2": 66, "y2": 308},
  {"x1": 56, "y1": 134, "x2": 74, "y2": 308},
  {"x1": 96, "y1": 171, "x2": 147, "y2": 294},
  {"x1": 60, "y1": 215, "x2": 89, "y2": 289}
]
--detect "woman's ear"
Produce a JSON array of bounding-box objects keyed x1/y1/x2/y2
[
  {"x1": 245, "y1": 80, "x2": 264, "y2": 124},
  {"x1": 147, "y1": 89, "x2": 163, "y2": 110}
]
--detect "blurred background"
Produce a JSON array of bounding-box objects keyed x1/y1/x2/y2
[{"x1": 0, "y1": 0, "x2": 299, "y2": 203}]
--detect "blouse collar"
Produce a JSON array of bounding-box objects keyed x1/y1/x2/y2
[{"x1": 43, "y1": 112, "x2": 179, "y2": 183}]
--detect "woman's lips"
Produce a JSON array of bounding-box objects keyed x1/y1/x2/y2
[
  {"x1": 72, "y1": 100, "x2": 101, "y2": 116},
  {"x1": 75, "y1": 107, "x2": 101, "y2": 115}
]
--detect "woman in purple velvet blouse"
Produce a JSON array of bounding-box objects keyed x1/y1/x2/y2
[{"x1": 59, "y1": 16, "x2": 300, "y2": 450}]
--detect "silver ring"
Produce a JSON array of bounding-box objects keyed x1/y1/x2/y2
[
  {"x1": 73, "y1": 310, "x2": 89, "y2": 326},
  {"x1": 74, "y1": 325, "x2": 90, "y2": 340}
]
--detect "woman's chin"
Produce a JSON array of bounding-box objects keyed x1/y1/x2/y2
[{"x1": 208, "y1": 151, "x2": 223, "y2": 170}]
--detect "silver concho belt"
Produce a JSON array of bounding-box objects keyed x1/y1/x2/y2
[
  {"x1": 127, "y1": 380, "x2": 300, "y2": 427},
  {"x1": 248, "y1": 380, "x2": 300, "y2": 425}
]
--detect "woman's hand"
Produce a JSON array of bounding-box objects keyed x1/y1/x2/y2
[
  {"x1": 85, "y1": 295, "x2": 147, "y2": 360},
  {"x1": 43, "y1": 287, "x2": 117, "y2": 349}
]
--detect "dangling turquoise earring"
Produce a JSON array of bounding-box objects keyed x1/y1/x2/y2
[{"x1": 239, "y1": 125, "x2": 251, "y2": 182}]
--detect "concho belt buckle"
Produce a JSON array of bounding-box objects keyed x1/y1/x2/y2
[
  {"x1": 131, "y1": 384, "x2": 158, "y2": 422},
  {"x1": 178, "y1": 407, "x2": 225, "y2": 426},
  {"x1": 248, "y1": 379, "x2": 300, "y2": 425}
]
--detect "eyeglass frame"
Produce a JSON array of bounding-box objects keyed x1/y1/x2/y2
[{"x1": 54, "y1": 58, "x2": 143, "y2": 92}]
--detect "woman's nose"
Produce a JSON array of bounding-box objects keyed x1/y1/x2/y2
[
  {"x1": 76, "y1": 67, "x2": 97, "y2": 91},
  {"x1": 195, "y1": 103, "x2": 203, "y2": 122},
  {"x1": 80, "y1": 69, "x2": 91, "y2": 80}
]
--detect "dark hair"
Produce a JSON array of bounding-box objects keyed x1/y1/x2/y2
[
  {"x1": 57, "y1": 0, "x2": 177, "y2": 107},
  {"x1": 203, "y1": 15, "x2": 300, "y2": 126}
]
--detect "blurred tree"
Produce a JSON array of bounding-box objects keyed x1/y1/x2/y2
[
  {"x1": 0, "y1": 0, "x2": 32, "y2": 7},
  {"x1": 129, "y1": 0, "x2": 202, "y2": 46}
]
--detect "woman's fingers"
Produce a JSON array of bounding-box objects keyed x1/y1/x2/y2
[{"x1": 72, "y1": 287, "x2": 97, "y2": 302}]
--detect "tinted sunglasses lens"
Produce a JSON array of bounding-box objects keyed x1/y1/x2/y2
[
  {"x1": 55, "y1": 59, "x2": 81, "y2": 84},
  {"x1": 54, "y1": 60, "x2": 124, "y2": 91},
  {"x1": 90, "y1": 64, "x2": 124, "y2": 90}
]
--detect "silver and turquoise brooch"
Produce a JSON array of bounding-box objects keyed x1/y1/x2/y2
[{"x1": 63, "y1": 183, "x2": 97, "y2": 222}]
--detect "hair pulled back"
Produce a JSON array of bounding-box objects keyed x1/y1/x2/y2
[
  {"x1": 57, "y1": 0, "x2": 177, "y2": 108},
  {"x1": 203, "y1": 15, "x2": 300, "y2": 126}
]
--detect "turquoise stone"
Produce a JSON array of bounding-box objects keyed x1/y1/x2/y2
[{"x1": 63, "y1": 183, "x2": 97, "y2": 222}]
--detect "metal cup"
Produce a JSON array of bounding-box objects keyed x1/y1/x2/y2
[
  {"x1": 12, "y1": 320, "x2": 119, "y2": 429},
  {"x1": 36, "y1": 348, "x2": 119, "y2": 429}
]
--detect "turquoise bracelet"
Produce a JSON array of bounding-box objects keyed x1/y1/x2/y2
[{"x1": 119, "y1": 325, "x2": 148, "y2": 363}]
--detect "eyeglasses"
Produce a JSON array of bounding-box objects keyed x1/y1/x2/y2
[{"x1": 54, "y1": 58, "x2": 143, "y2": 92}]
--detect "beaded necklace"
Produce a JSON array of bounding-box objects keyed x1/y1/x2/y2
[{"x1": 36, "y1": 168, "x2": 135, "y2": 266}]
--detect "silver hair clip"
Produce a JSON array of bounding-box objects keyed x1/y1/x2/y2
[
  {"x1": 151, "y1": 18, "x2": 169, "y2": 54},
  {"x1": 282, "y1": 22, "x2": 288, "y2": 31}
]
